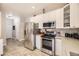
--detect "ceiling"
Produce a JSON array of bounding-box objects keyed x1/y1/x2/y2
[{"x1": 0, "y1": 3, "x2": 66, "y2": 18}]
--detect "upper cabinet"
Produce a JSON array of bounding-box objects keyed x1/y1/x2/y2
[
  {"x1": 30, "y1": 11, "x2": 56, "y2": 29},
  {"x1": 30, "y1": 4, "x2": 79, "y2": 29},
  {"x1": 63, "y1": 4, "x2": 79, "y2": 28},
  {"x1": 56, "y1": 3, "x2": 79, "y2": 28},
  {"x1": 55, "y1": 8, "x2": 63, "y2": 28},
  {"x1": 70, "y1": 3, "x2": 79, "y2": 28},
  {"x1": 30, "y1": 14, "x2": 44, "y2": 29},
  {"x1": 64, "y1": 4, "x2": 70, "y2": 27}
]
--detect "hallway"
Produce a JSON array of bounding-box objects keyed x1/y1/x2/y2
[{"x1": 4, "y1": 39, "x2": 48, "y2": 56}]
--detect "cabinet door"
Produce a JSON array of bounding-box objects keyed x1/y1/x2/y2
[
  {"x1": 0, "y1": 39, "x2": 3, "y2": 55},
  {"x1": 36, "y1": 35, "x2": 41, "y2": 50},
  {"x1": 64, "y1": 4, "x2": 70, "y2": 28},
  {"x1": 56, "y1": 39, "x2": 63, "y2": 56},
  {"x1": 30, "y1": 15, "x2": 43, "y2": 29},
  {"x1": 56, "y1": 8, "x2": 63, "y2": 28},
  {"x1": 70, "y1": 3, "x2": 79, "y2": 28},
  {"x1": 0, "y1": 12, "x2": 1, "y2": 37},
  {"x1": 63, "y1": 38, "x2": 79, "y2": 56}
]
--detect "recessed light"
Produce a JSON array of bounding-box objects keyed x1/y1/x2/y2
[{"x1": 32, "y1": 6, "x2": 35, "y2": 9}]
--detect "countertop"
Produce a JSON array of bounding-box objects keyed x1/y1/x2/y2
[{"x1": 55, "y1": 36, "x2": 63, "y2": 39}]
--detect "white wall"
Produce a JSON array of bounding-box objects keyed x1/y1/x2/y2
[{"x1": 1, "y1": 12, "x2": 6, "y2": 46}]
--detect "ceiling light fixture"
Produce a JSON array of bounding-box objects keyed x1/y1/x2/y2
[{"x1": 32, "y1": 6, "x2": 35, "y2": 9}]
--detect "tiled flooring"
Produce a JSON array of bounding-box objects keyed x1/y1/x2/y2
[{"x1": 4, "y1": 39, "x2": 49, "y2": 56}]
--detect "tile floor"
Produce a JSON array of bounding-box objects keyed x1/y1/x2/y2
[{"x1": 4, "y1": 39, "x2": 49, "y2": 56}]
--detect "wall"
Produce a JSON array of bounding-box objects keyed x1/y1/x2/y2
[{"x1": 1, "y1": 12, "x2": 6, "y2": 46}]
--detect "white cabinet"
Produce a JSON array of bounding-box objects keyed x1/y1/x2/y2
[
  {"x1": 63, "y1": 4, "x2": 70, "y2": 28},
  {"x1": 30, "y1": 10, "x2": 57, "y2": 29},
  {"x1": 63, "y1": 4, "x2": 79, "y2": 28},
  {"x1": 0, "y1": 39, "x2": 3, "y2": 56},
  {"x1": 0, "y1": 12, "x2": 1, "y2": 37},
  {"x1": 55, "y1": 8, "x2": 63, "y2": 28},
  {"x1": 30, "y1": 8, "x2": 64, "y2": 29},
  {"x1": 70, "y1": 3, "x2": 79, "y2": 28},
  {"x1": 30, "y1": 4, "x2": 79, "y2": 29},
  {"x1": 37, "y1": 15, "x2": 43, "y2": 29},
  {"x1": 62, "y1": 38, "x2": 79, "y2": 56},
  {"x1": 46, "y1": 11, "x2": 56, "y2": 22},
  {"x1": 36, "y1": 35, "x2": 42, "y2": 50},
  {"x1": 30, "y1": 14, "x2": 43, "y2": 29},
  {"x1": 55, "y1": 38, "x2": 63, "y2": 56},
  {"x1": 0, "y1": 13, "x2": 4, "y2": 55}
]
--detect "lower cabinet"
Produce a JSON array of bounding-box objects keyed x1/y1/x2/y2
[
  {"x1": 36, "y1": 35, "x2": 42, "y2": 50},
  {"x1": 0, "y1": 39, "x2": 3, "y2": 56},
  {"x1": 62, "y1": 38, "x2": 79, "y2": 56},
  {"x1": 55, "y1": 38, "x2": 63, "y2": 56}
]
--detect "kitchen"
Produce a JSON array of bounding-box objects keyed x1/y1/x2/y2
[
  {"x1": 0, "y1": 3, "x2": 79, "y2": 56},
  {"x1": 29, "y1": 3, "x2": 79, "y2": 56}
]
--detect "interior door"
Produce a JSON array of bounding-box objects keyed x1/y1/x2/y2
[{"x1": 6, "y1": 19, "x2": 13, "y2": 39}]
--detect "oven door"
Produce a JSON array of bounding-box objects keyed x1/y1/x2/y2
[{"x1": 42, "y1": 39, "x2": 52, "y2": 51}]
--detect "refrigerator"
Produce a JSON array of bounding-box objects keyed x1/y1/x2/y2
[{"x1": 24, "y1": 22, "x2": 36, "y2": 50}]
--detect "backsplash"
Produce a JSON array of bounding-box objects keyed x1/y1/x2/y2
[{"x1": 56, "y1": 28, "x2": 79, "y2": 37}]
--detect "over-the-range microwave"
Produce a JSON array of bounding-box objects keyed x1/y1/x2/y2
[{"x1": 43, "y1": 21, "x2": 56, "y2": 28}]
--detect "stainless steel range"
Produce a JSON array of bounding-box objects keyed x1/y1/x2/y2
[{"x1": 41, "y1": 31, "x2": 56, "y2": 56}]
